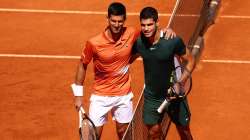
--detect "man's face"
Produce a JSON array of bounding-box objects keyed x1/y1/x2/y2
[
  {"x1": 140, "y1": 18, "x2": 158, "y2": 38},
  {"x1": 107, "y1": 15, "x2": 125, "y2": 34}
]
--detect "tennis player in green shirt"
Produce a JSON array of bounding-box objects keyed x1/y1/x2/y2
[{"x1": 131, "y1": 7, "x2": 196, "y2": 140}]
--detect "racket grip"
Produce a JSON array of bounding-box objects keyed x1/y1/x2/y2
[
  {"x1": 78, "y1": 107, "x2": 86, "y2": 128},
  {"x1": 79, "y1": 106, "x2": 86, "y2": 114},
  {"x1": 79, "y1": 110, "x2": 83, "y2": 128},
  {"x1": 157, "y1": 99, "x2": 169, "y2": 113}
]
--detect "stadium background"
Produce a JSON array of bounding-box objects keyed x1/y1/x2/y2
[{"x1": 1, "y1": 0, "x2": 250, "y2": 139}]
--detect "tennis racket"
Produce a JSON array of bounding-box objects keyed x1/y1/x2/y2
[
  {"x1": 78, "y1": 107, "x2": 98, "y2": 140},
  {"x1": 157, "y1": 60, "x2": 192, "y2": 113}
]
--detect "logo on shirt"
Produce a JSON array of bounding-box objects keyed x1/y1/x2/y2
[
  {"x1": 149, "y1": 47, "x2": 156, "y2": 51},
  {"x1": 123, "y1": 43, "x2": 128, "y2": 48}
]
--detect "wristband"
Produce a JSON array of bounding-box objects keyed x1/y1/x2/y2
[
  {"x1": 210, "y1": 0, "x2": 219, "y2": 6},
  {"x1": 193, "y1": 44, "x2": 200, "y2": 49},
  {"x1": 71, "y1": 83, "x2": 84, "y2": 96}
]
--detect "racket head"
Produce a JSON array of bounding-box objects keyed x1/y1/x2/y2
[
  {"x1": 157, "y1": 58, "x2": 192, "y2": 113},
  {"x1": 177, "y1": 65, "x2": 192, "y2": 97},
  {"x1": 79, "y1": 107, "x2": 98, "y2": 140},
  {"x1": 181, "y1": 72, "x2": 192, "y2": 96},
  {"x1": 168, "y1": 64, "x2": 192, "y2": 98}
]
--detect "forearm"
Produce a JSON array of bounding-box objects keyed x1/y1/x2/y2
[
  {"x1": 179, "y1": 52, "x2": 196, "y2": 83},
  {"x1": 72, "y1": 62, "x2": 87, "y2": 97},
  {"x1": 74, "y1": 62, "x2": 87, "y2": 85},
  {"x1": 186, "y1": 54, "x2": 196, "y2": 74},
  {"x1": 129, "y1": 54, "x2": 140, "y2": 64}
]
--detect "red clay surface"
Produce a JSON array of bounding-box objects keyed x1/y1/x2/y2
[{"x1": 1, "y1": 0, "x2": 250, "y2": 140}]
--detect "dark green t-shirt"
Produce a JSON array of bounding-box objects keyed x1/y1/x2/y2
[{"x1": 132, "y1": 35, "x2": 186, "y2": 99}]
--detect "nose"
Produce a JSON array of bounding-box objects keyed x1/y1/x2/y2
[{"x1": 114, "y1": 21, "x2": 119, "y2": 27}]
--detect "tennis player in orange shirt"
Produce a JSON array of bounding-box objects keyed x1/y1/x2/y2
[{"x1": 71, "y1": 2, "x2": 176, "y2": 139}]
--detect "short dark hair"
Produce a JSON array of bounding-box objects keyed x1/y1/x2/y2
[
  {"x1": 108, "y1": 2, "x2": 126, "y2": 20},
  {"x1": 140, "y1": 7, "x2": 158, "y2": 22}
]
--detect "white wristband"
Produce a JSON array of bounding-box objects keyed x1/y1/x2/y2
[
  {"x1": 193, "y1": 44, "x2": 200, "y2": 49},
  {"x1": 71, "y1": 83, "x2": 84, "y2": 96},
  {"x1": 211, "y1": 0, "x2": 219, "y2": 5}
]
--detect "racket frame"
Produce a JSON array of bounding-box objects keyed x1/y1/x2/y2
[
  {"x1": 157, "y1": 63, "x2": 192, "y2": 113},
  {"x1": 78, "y1": 107, "x2": 99, "y2": 140}
]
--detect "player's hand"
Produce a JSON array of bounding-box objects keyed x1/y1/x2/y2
[
  {"x1": 74, "y1": 96, "x2": 83, "y2": 111},
  {"x1": 166, "y1": 84, "x2": 181, "y2": 100},
  {"x1": 71, "y1": 83, "x2": 84, "y2": 111},
  {"x1": 161, "y1": 28, "x2": 176, "y2": 40},
  {"x1": 173, "y1": 82, "x2": 185, "y2": 97}
]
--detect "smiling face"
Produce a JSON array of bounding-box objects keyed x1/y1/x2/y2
[
  {"x1": 140, "y1": 18, "x2": 158, "y2": 38},
  {"x1": 107, "y1": 15, "x2": 125, "y2": 34}
]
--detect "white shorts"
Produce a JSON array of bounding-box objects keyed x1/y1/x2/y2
[{"x1": 89, "y1": 92, "x2": 134, "y2": 127}]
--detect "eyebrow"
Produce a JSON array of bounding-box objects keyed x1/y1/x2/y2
[{"x1": 141, "y1": 23, "x2": 154, "y2": 26}]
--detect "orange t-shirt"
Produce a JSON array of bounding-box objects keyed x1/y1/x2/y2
[{"x1": 81, "y1": 27, "x2": 140, "y2": 96}]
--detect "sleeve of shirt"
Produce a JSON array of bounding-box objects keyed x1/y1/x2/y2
[
  {"x1": 80, "y1": 40, "x2": 93, "y2": 64},
  {"x1": 130, "y1": 28, "x2": 141, "y2": 55},
  {"x1": 134, "y1": 29, "x2": 141, "y2": 40},
  {"x1": 174, "y1": 36, "x2": 186, "y2": 56},
  {"x1": 131, "y1": 40, "x2": 139, "y2": 55}
]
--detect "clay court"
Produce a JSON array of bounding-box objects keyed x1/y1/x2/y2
[{"x1": 0, "y1": 0, "x2": 250, "y2": 140}]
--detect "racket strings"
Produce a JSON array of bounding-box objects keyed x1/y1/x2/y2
[
  {"x1": 80, "y1": 119, "x2": 97, "y2": 140},
  {"x1": 167, "y1": 84, "x2": 185, "y2": 99},
  {"x1": 166, "y1": 65, "x2": 192, "y2": 100},
  {"x1": 79, "y1": 110, "x2": 98, "y2": 140}
]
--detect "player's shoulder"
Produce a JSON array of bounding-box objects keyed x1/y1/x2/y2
[
  {"x1": 125, "y1": 26, "x2": 137, "y2": 33},
  {"x1": 123, "y1": 27, "x2": 139, "y2": 38},
  {"x1": 160, "y1": 36, "x2": 183, "y2": 43},
  {"x1": 87, "y1": 32, "x2": 105, "y2": 45},
  {"x1": 161, "y1": 35, "x2": 182, "y2": 41},
  {"x1": 173, "y1": 36, "x2": 184, "y2": 42},
  {"x1": 89, "y1": 31, "x2": 103, "y2": 40}
]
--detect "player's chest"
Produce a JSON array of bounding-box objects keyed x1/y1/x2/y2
[
  {"x1": 94, "y1": 40, "x2": 133, "y2": 62},
  {"x1": 139, "y1": 44, "x2": 175, "y2": 61}
]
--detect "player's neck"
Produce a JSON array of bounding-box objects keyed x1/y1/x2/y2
[
  {"x1": 149, "y1": 29, "x2": 161, "y2": 45},
  {"x1": 106, "y1": 28, "x2": 122, "y2": 42}
]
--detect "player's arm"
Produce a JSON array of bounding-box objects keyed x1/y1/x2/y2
[
  {"x1": 200, "y1": 0, "x2": 221, "y2": 36},
  {"x1": 72, "y1": 62, "x2": 88, "y2": 110},
  {"x1": 179, "y1": 48, "x2": 196, "y2": 84},
  {"x1": 161, "y1": 27, "x2": 176, "y2": 40},
  {"x1": 129, "y1": 53, "x2": 140, "y2": 64},
  {"x1": 71, "y1": 41, "x2": 93, "y2": 111},
  {"x1": 75, "y1": 62, "x2": 87, "y2": 85},
  {"x1": 129, "y1": 39, "x2": 141, "y2": 64}
]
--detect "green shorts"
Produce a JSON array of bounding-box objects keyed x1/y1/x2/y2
[{"x1": 143, "y1": 90, "x2": 191, "y2": 126}]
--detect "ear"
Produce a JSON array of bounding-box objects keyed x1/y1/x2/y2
[
  {"x1": 106, "y1": 15, "x2": 110, "y2": 22},
  {"x1": 156, "y1": 19, "x2": 159, "y2": 27}
]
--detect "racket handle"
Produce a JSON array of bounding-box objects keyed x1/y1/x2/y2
[
  {"x1": 78, "y1": 107, "x2": 86, "y2": 128},
  {"x1": 79, "y1": 106, "x2": 86, "y2": 114},
  {"x1": 79, "y1": 110, "x2": 83, "y2": 128},
  {"x1": 157, "y1": 99, "x2": 169, "y2": 113}
]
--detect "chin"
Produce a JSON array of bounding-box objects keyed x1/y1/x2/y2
[
  {"x1": 113, "y1": 31, "x2": 121, "y2": 34},
  {"x1": 111, "y1": 28, "x2": 122, "y2": 34},
  {"x1": 112, "y1": 30, "x2": 121, "y2": 34},
  {"x1": 144, "y1": 34, "x2": 152, "y2": 38}
]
